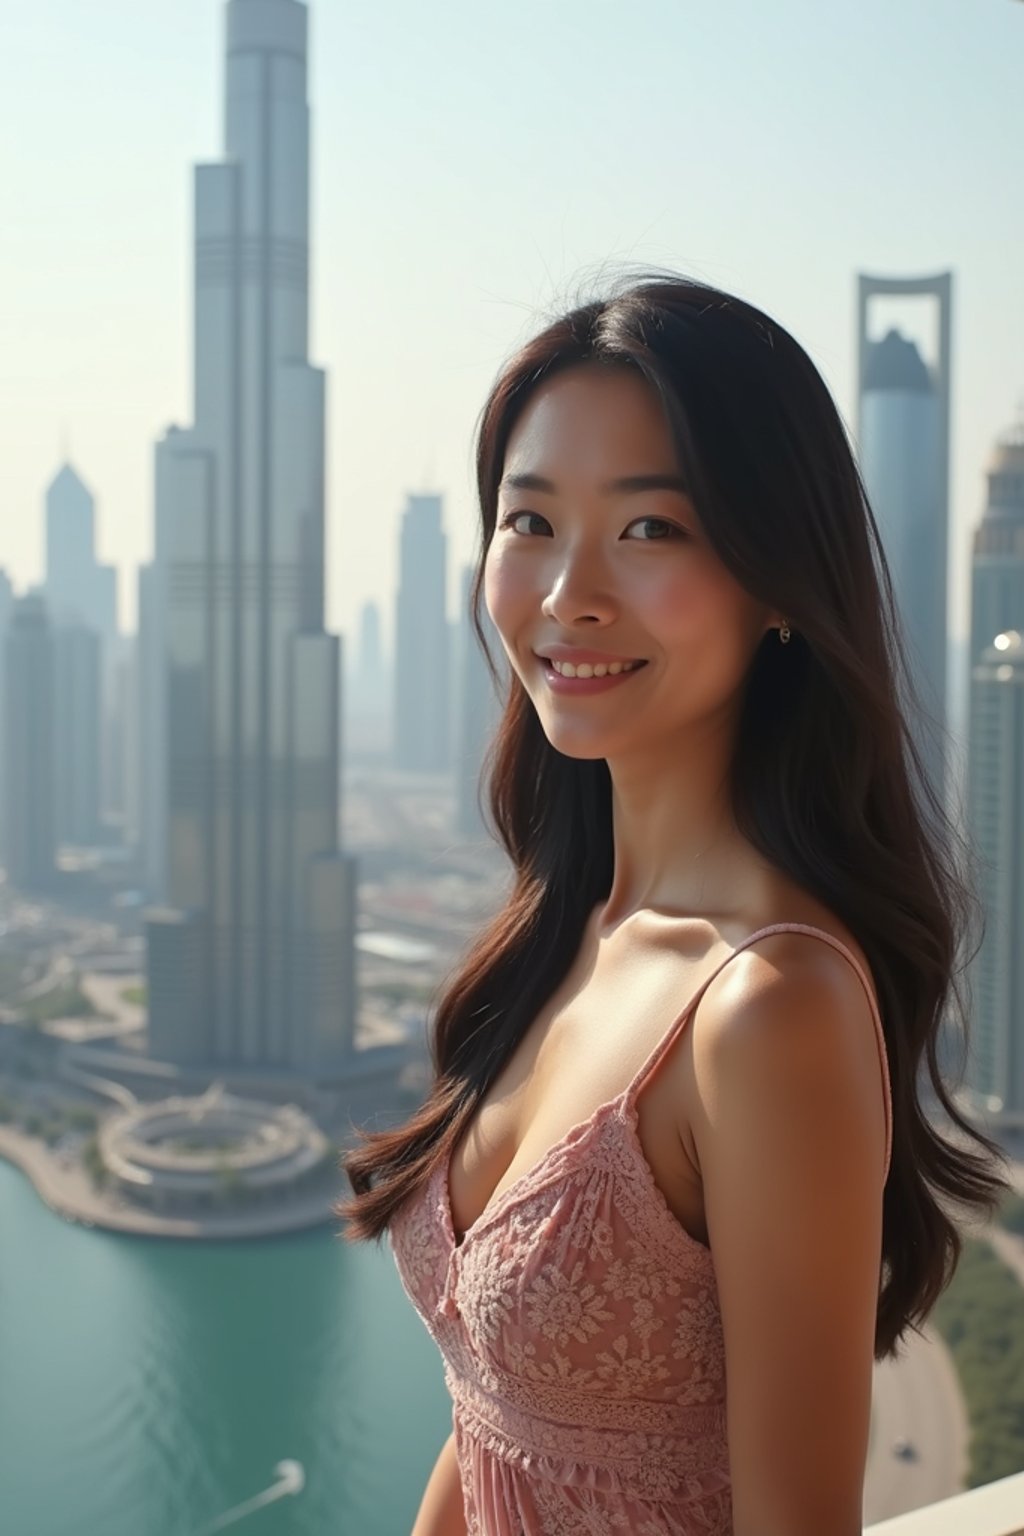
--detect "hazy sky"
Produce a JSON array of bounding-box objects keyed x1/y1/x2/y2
[{"x1": 2, "y1": 0, "x2": 1022, "y2": 648}]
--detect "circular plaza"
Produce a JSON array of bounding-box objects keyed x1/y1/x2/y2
[{"x1": 98, "y1": 1082, "x2": 332, "y2": 1213}]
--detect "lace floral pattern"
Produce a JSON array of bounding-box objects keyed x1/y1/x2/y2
[
  {"x1": 453, "y1": 1117, "x2": 725, "y2": 1417},
  {"x1": 391, "y1": 1111, "x2": 733, "y2": 1532},
  {"x1": 388, "y1": 921, "x2": 894, "y2": 1535}
]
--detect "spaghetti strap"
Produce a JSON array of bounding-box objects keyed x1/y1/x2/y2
[{"x1": 621, "y1": 921, "x2": 893, "y2": 1184}]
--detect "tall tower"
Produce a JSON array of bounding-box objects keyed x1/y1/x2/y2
[
  {"x1": 45, "y1": 465, "x2": 96, "y2": 627},
  {"x1": 856, "y1": 273, "x2": 952, "y2": 811},
  {"x1": 44, "y1": 462, "x2": 121, "y2": 833},
  {"x1": 53, "y1": 622, "x2": 102, "y2": 846},
  {"x1": 344, "y1": 598, "x2": 390, "y2": 760},
  {"x1": 45, "y1": 463, "x2": 117, "y2": 644},
  {"x1": 970, "y1": 420, "x2": 1024, "y2": 666},
  {"x1": 966, "y1": 630, "x2": 1024, "y2": 1128},
  {"x1": 2, "y1": 594, "x2": 56, "y2": 894},
  {"x1": 963, "y1": 420, "x2": 1024, "y2": 1130},
  {"x1": 144, "y1": 0, "x2": 357, "y2": 1076},
  {"x1": 392, "y1": 494, "x2": 449, "y2": 774}
]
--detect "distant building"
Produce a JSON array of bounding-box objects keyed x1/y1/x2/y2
[
  {"x1": 137, "y1": 434, "x2": 177, "y2": 904},
  {"x1": 44, "y1": 464, "x2": 118, "y2": 641},
  {"x1": 970, "y1": 422, "x2": 1024, "y2": 667},
  {"x1": 111, "y1": 631, "x2": 140, "y2": 856},
  {"x1": 346, "y1": 598, "x2": 391, "y2": 760},
  {"x1": 453, "y1": 563, "x2": 505, "y2": 841},
  {"x1": 448, "y1": 614, "x2": 460, "y2": 772},
  {"x1": 2, "y1": 593, "x2": 56, "y2": 892},
  {"x1": 142, "y1": 0, "x2": 357, "y2": 1077},
  {"x1": 965, "y1": 629, "x2": 1024, "y2": 1128},
  {"x1": 392, "y1": 493, "x2": 450, "y2": 774},
  {"x1": 856, "y1": 272, "x2": 952, "y2": 812},
  {"x1": 53, "y1": 620, "x2": 102, "y2": 845},
  {"x1": 44, "y1": 462, "x2": 122, "y2": 831}
]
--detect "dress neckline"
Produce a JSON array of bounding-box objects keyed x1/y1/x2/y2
[{"x1": 442, "y1": 920, "x2": 888, "y2": 1256}]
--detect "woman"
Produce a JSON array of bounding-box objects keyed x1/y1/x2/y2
[{"x1": 336, "y1": 272, "x2": 1011, "y2": 1536}]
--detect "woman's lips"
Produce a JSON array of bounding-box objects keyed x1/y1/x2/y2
[{"x1": 539, "y1": 658, "x2": 649, "y2": 694}]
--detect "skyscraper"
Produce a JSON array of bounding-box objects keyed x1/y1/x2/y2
[
  {"x1": 963, "y1": 420, "x2": 1024, "y2": 1129},
  {"x1": 44, "y1": 462, "x2": 121, "y2": 831},
  {"x1": 856, "y1": 273, "x2": 952, "y2": 811},
  {"x1": 137, "y1": 554, "x2": 168, "y2": 902},
  {"x1": 2, "y1": 593, "x2": 56, "y2": 894},
  {"x1": 392, "y1": 493, "x2": 449, "y2": 774},
  {"x1": 966, "y1": 629, "x2": 1024, "y2": 1128},
  {"x1": 53, "y1": 621, "x2": 102, "y2": 846},
  {"x1": 345, "y1": 598, "x2": 390, "y2": 760},
  {"x1": 111, "y1": 632, "x2": 140, "y2": 855},
  {"x1": 44, "y1": 464, "x2": 118, "y2": 642},
  {"x1": 356, "y1": 600, "x2": 386, "y2": 701},
  {"x1": 144, "y1": 0, "x2": 357, "y2": 1076},
  {"x1": 970, "y1": 420, "x2": 1024, "y2": 667}
]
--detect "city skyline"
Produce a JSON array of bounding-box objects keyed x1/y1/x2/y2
[{"x1": 2, "y1": 0, "x2": 1022, "y2": 650}]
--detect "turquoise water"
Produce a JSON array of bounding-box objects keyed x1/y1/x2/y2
[{"x1": 0, "y1": 1159, "x2": 451, "y2": 1536}]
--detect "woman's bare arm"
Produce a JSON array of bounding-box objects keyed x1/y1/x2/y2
[
  {"x1": 410, "y1": 1429, "x2": 468, "y2": 1536},
  {"x1": 691, "y1": 938, "x2": 889, "y2": 1536}
]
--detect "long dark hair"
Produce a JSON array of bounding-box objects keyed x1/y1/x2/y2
[{"x1": 335, "y1": 270, "x2": 1012, "y2": 1360}]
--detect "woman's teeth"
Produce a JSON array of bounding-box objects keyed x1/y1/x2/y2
[{"x1": 549, "y1": 658, "x2": 644, "y2": 679}]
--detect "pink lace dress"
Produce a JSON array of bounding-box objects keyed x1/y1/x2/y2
[{"x1": 389, "y1": 923, "x2": 894, "y2": 1535}]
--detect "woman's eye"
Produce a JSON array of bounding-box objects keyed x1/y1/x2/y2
[
  {"x1": 626, "y1": 517, "x2": 686, "y2": 541},
  {"x1": 500, "y1": 511, "x2": 550, "y2": 535},
  {"x1": 497, "y1": 512, "x2": 687, "y2": 540}
]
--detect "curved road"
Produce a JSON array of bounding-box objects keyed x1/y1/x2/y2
[
  {"x1": 863, "y1": 1320, "x2": 968, "y2": 1524},
  {"x1": 864, "y1": 1147, "x2": 1024, "y2": 1523}
]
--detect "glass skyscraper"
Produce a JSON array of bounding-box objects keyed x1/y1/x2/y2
[{"x1": 143, "y1": 0, "x2": 356, "y2": 1076}]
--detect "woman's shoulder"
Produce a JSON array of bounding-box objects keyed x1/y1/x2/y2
[
  {"x1": 727, "y1": 877, "x2": 874, "y2": 992},
  {"x1": 684, "y1": 898, "x2": 891, "y2": 1205}
]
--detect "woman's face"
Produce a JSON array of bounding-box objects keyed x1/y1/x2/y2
[{"x1": 483, "y1": 362, "x2": 780, "y2": 763}]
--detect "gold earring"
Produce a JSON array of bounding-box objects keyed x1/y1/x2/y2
[{"x1": 779, "y1": 620, "x2": 791, "y2": 645}]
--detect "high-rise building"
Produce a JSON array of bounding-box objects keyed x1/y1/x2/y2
[
  {"x1": 392, "y1": 493, "x2": 449, "y2": 774},
  {"x1": 53, "y1": 621, "x2": 102, "y2": 846},
  {"x1": 965, "y1": 629, "x2": 1024, "y2": 1128},
  {"x1": 356, "y1": 600, "x2": 385, "y2": 696},
  {"x1": 137, "y1": 556, "x2": 168, "y2": 901},
  {"x1": 345, "y1": 598, "x2": 390, "y2": 760},
  {"x1": 970, "y1": 421, "x2": 1024, "y2": 666},
  {"x1": 2, "y1": 593, "x2": 56, "y2": 893},
  {"x1": 44, "y1": 462, "x2": 121, "y2": 831},
  {"x1": 454, "y1": 564, "x2": 505, "y2": 841},
  {"x1": 111, "y1": 632, "x2": 140, "y2": 856},
  {"x1": 143, "y1": 0, "x2": 357, "y2": 1076},
  {"x1": 137, "y1": 425, "x2": 187, "y2": 904},
  {"x1": 45, "y1": 464, "x2": 117, "y2": 638},
  {"x1": 447, "y1": 614, "x2": 460, "y2": 770},
  {"x1": 856, "y1": 273, "x2": 952, "y2": 811}
]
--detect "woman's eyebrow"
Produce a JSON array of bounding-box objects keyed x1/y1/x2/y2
[{"x1": 499, "y1": 472, "x2": 689, "y2": 497}]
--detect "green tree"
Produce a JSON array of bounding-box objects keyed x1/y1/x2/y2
[{"x1": 932, "y1": 1238, "x2": 1024, "y2": 1488}]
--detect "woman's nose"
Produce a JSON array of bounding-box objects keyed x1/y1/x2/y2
[{"x1": 539, "y1": 556, "x2": 618, "y2": 626}]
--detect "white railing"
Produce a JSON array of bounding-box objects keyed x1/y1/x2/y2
[{"x1": 864, "y1": 1469, "x2": 1024, "y2": 1535}]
